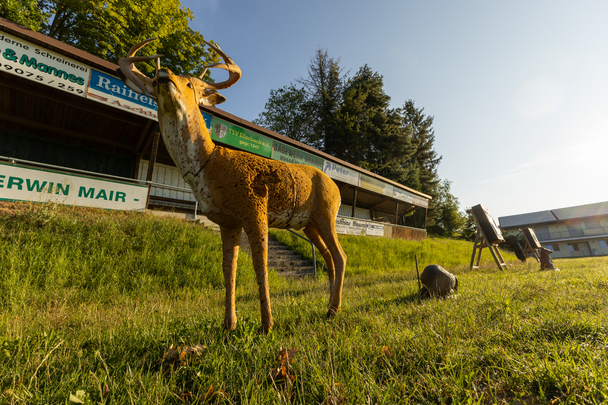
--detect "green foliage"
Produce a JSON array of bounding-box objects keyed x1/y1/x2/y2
[
  {"x1": 400, "y1": 100, "x2": 442, "y2": 196},
  {"x1": 253, "y1": 85, "x2": 315, "y2": 145},
  {"x1": 334, "y1": 65, "x2": 407, "y2": 177},
  {"x1": 255, "y1": 51, "x2": 446, "y2": 219},
  {"x1": 1, "y1": 203, "x2": 608, "y2": 403},
  {"x1": 2, "y1": 0, "x2": 220, "y2": 76},
  {"x1": 0, "y1": 0, "x2": 49, "y2": 31},
  {"x1": 298, "y1": 48, "x2": 346, "y2": 151},
  {"x1": 426, "y1": 180, "x2": 466, "y2": 238},
  {"x1": 460, "y1": 208, "x2": 477, "y2": 241}
]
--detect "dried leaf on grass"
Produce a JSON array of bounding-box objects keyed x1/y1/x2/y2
[
  {"x1": 68, "y1": 390, "x2": 87, "y2": 403},
  {"x1": 380, "y1": 345, "x2": 393, "y2": 357},
  {"x1": 157, "y1": 344, "x2": 207, "y2": 374},
  {"x1": 270, "y1": 348, "x2": 299, "y2": 386}
]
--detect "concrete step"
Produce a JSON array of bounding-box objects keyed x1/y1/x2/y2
[
  {"x1": 267, "y1": 250, "x2": 302, "y2": 259},
  {"x1": 178, "y1": 216, "x2": 315, "y2": 277},
  {"x1": 272, "y1": 264, "x2": 315, "y2": 272},
  {"x1": 268, "y1": 259, "x2": 313, "y2": 268}
]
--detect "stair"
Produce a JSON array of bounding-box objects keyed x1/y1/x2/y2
[
  {"x1": 196, "y1": 215, "x2": 315, "y2": 278},
  {"x1": 266, "y1": 235, "x2": 316, "y2": 278}
]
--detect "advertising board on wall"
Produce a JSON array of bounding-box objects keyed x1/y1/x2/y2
[
  {"x1": 336, "y1": 217, "x2": 385, "y2": 237},
  {"x1": 0, "y1": 32, "x2": 90, "y2": 96},
  {"x1": 412, "y1": 196, "x2": 429, "y2": 209},
  {"x1": 0, "y1": 162, "x2": 148, "y2": 211},
  {"x1": 211, "y1": 117, "x2": 272, "y2": 158},
  {"x1": 393, "y1": 187, "x2": 414, "y2": 204},
  {"x1": 86, "y1": 69, "x2": 158, "y2": 119},
  {"x1": 271, "y1": 141, "x2": 324, "y2": 171},
  {"x1": 323, "y1": 161, "x2": 360, "y2": 186},
  {"x1": 360, "y1": 174, "x2": 394, "y2": 197}
]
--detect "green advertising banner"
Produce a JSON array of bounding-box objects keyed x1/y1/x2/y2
[
  {"x1": 271, "y1": 141, "x2": 324, "y2": 171},
  {"x1": 210, "y1": 117, "x2": 272, "y2": 158}
]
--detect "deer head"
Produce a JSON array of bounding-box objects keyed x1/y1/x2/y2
[{"x1": 117, "y1": 38, "x2": 241, "y2": 107}]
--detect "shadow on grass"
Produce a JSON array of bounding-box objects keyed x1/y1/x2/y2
[{"x1": 352, "y1": 290, "x2": 422, "y2": 313}]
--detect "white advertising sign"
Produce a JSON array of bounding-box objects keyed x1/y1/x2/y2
[
  {"x1": 0, "y1": 32, "x2": 90, "y2": 96},
  {"x1": 323, "y1": 161, "x2": 360, "y2": 186},
  {"x1": 393, "y1": 187, "x2": 414, "y2": 204},
  {"x1": 87, "y1": 69, "x2": 158, "y2": 119},
  {"x1": 393, "y1": 186, "x2": 429, "y2": 208},
  {"x1": 335, "y1": 217, "x2": 384, "y2": 237},
  {"x1": 412, "y1": 196, "x2": 429, "y2": 209},
  {"x1": 0, "y1": 163, "x2": 148, "y2": 211}
]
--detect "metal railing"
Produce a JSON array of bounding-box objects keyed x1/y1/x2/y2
[{"x1": 286, "y1": 229, "x2": 317, "y2": 277}]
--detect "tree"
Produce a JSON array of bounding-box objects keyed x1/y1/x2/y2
[
  {"x1": 460, "y1": 209, "x2": 477, "y2": 241},
  {"x1": 400, "y1": 100, "x2": 443, "y2": 224},
  {"x1": 1, "y1": 0, "x2": 219, "y2": 76},
  {"x1": 253, "y1": 84, "x2": 317, "y2": 146},
  {"x1": 255, "y1": 49, "x2": 445, "y2": 207},
  {"x1": 400, "y1": 100, "x2": 442, "y2": 195},
  {"x1": 0, "y1": 0, "x2": 49, "y2": 31},
  {"x1": 426, "y1": 180, "x2": 465, "y2": 238},
  {"x1": 334, "y1": 65, "x2": 415, "y2": 184},
  {"x1": 297, "y1": 48, "x2": 347, "y2": 152}
]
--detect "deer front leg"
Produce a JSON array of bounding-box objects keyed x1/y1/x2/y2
[
  {"x1": 220, "y1": 225, "x2": 242, "y2": 330},
  {"x1": 244, "y1": 218, "x2": 273, "y2": 333}
]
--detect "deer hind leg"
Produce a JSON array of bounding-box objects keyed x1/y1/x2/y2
[
  {"x1": 220, "y1": 225, "x2": 242, "y2": 330},
  {"x1": 305, "y1": 220, "x2": 346, "y2": 318},
  {"x1": 303, "y1": 225, "x2": 335, "y2": 290},
  {"x1": 243, "y1": 217, "x2": 273, "y2": 333}
]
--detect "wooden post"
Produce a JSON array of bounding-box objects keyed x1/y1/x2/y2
[
  {"x1": 395, "y1": 202, "x2": 399, "y2": 225},
  {"x1": 351, "y1": 187, "x2": 358, "y2": 218},
  {"x1": 146, "y1": 125, "x2": 161, "y2": 182},
  {"x1": 424, "y1": 208, "x2": 427, "y2": 229}
]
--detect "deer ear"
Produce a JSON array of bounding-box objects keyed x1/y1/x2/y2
[{"x1": 199, "y1": 93, "x2": 227, "y2": 107}]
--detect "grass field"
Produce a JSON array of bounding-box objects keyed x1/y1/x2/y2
[{"x1": 1, "y1": 202, "x2": 607, "y2": 404}]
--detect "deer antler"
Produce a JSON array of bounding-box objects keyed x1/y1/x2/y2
[
  {"x1": 117, "y1": 38, "x2": 163, "y2": 99},
  {"x1": 118, "y1": 38, "x2": 241, "y2": 106},
  {"x1": 197, "y1": 41, "x2": 242, "y2": 90}
]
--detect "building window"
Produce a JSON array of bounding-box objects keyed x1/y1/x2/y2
[
  {"x1": 568, "y1": 243, "x2": 580, "y2": 252},
  {"x1": 585, "y1": 220, "x2": 601, "y2": 229},
  {"x1": 552, "y1": 244, "x2": 560, "y2": 252},
  {"x1": 566, "y1": 223, "x2": 584, "y2": 237},
  {"x1": 534, "y1": 226, "x2": 550, "y2": 241},
  {"x1": 599, "y1": 240, "x2": 608, "y2": 249}
]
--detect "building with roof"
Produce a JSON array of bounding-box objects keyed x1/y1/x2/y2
[
  {"x1": 0, "y1": 17, "x2": 431, "y2": 240},
  {"x1": 498, "y1": 201, "x2": 608, "y2": 258}
]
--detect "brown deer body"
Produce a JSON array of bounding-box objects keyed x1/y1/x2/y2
[{"x1": 118, "y1": 39, "x2": 346, "y2": 332}]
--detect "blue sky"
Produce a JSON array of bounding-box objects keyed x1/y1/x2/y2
[{"x1": 181, "y1": 0, "x2": 608, "y2": 220}]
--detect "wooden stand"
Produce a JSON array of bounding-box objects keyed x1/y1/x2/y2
[
  {"x1": 522, "y1": 239, "x2": 540, "y2": 262},
  {"x1": 520, "y1": 228, "x2": 541, "y2": 262},
  {"x1": 469, "y1": 211, "x2": 507, "y2": 271},
  {"x1": 470, "y1": 228, "x2": 508, "y2": 270}
]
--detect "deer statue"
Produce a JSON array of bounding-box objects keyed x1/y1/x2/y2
[{"x1": 118, "y1": 39, "x2": 346, "y2": 332}]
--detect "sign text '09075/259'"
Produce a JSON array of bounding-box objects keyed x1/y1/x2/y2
[{"x1": 0, "y1": 32, "x2": 89, "y2": 95}]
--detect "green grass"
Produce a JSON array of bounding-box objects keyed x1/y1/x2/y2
[
  {"x1": 270, "y1": 228, "x2": 518, "y2": 274},
  {"x1": 1, "y1": 202, "x2": 607, "y2": 404}
]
